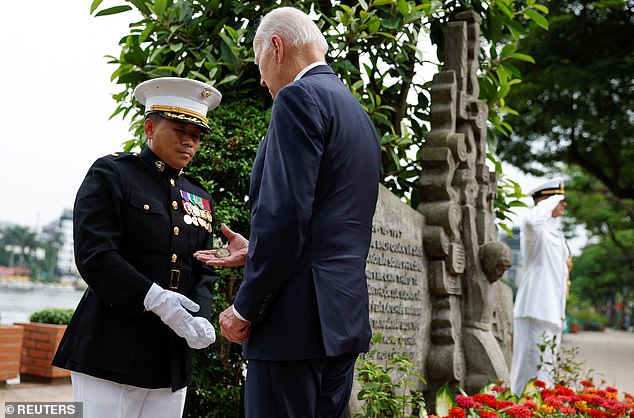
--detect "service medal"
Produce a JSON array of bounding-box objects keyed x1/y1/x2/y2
[
  {"x1": 215, "y1": 248, "x2": 231, "y2": 258},
  {"x1": 183, "y1": 214, "x2": 193, "y2": 225},
  {"x1": 183, "y1": 201, "x2": 193, "y2": 215}
]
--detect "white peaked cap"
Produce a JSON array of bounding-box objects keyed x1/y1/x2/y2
[
  {"x1": 528, "y1": 177, "x2": 565, "y2": 201},
  {"x1": 133, "y1": 77, "x2": 222, "y2": 131}
]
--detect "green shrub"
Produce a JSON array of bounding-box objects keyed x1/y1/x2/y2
[
  {"x1": 29, "y1": 308, "x2": 74, "y2": 325},
  {"x1": 354, "y1": 334, "x2": 427, "y2": 418},
  {"x1": 183, "y1": 98, "x2": 268, "y2": 418}
]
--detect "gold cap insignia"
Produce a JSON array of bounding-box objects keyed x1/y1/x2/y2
[{"x1": 200, "y1": 88, "x2": 214, "y2": 99}]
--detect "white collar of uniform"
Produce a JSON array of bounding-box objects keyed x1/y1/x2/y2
[{"x1": 294, "y1": 61, "x2": 327, "y2": 81}]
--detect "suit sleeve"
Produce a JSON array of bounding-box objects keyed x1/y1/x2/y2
[
  {"x1": 73, "y1": 158, "x2": 154, "y2": 318},
  {"x1": 234, "y1": 85, "x2": 325, "y2": 322}
]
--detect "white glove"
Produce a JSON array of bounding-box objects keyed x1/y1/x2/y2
[
  {"x1": 188, "y1": 316, "x2": 216, "y2": 349},
  {"x1": 144, "y1": 283, "x2": 216, "y2": 349}
]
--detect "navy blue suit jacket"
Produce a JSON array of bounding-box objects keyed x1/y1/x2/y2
[{"x1": 234, "y1": 65, "x2": 381, "y2": 361}]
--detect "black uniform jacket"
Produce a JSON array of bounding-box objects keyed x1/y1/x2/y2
[{"x1": 53, "y1": 148, "x2": 217, "y2": 391}]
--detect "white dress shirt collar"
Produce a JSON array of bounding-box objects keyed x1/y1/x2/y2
[{"x1": 294, "y1": 61, "x2": 327, "y2": 81}]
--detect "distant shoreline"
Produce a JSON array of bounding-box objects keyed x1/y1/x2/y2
[{"x1": 0, "y1": 277, "x2": 87, "y2": 291}]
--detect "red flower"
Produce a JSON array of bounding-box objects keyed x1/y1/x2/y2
[
  {"x1": 555, "y1": 384, "x2": 575, "y2": 397},
  {"x1": 534, "y1": 379, "x2": 546, "y2": 388},
  {"x1": 455, "y1": 395, "x2": 475, "y2": 409},
  {"x1": 560, "y1": 406, "x2": 576, "y2": 415},
  {"x1": 581, "y1": 380, "x2": 595, "y2": 388},
  {"x1": 524, "y1": 401, "x2": 538, "y2": 410},
  {"x1": 474, "y1": 393, "x2": 498, "y2": 409},
  {"x1": 499, "y1": 400, "x2": 515, "y2": 408},
  {"x1": 584, "y1": 408, "x2": 610, "y2": 418},
  {"x1": 480, "y1": 411, "x2": 498, "y2": 418},
  {"x1": 492, "y1": 385, "x2": 506, "y2": 393},
  {"x1": 448, "y1": 406, "x2": 466, "y2": 418},
  {"x1": 505, "y1": 404, "x2": 533, "y2": 418},
  {"x1": 544, "y1": 396, "x2": 564, "y2": 409}
]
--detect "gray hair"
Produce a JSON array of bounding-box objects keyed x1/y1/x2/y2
[{"x1": 255, "y1": 7, "x2": 328, "y2": 57}]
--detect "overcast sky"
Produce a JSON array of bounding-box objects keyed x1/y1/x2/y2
[
  {"x1": 0, "y1": 2, "x2": 134, "y2": 228},
  {"x1": 0, "y1": 2, "x2": 578, "y2": 249}
]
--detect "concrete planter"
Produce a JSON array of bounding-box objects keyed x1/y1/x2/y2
[
  {"x1": 16, "y1": 323, "x2": 70, "y2": 382},
  {"x1": 568, "y1": 321, "x2": 582, "y2": 334},
  {"x1": 0, "y1": 325, "x2": 24, "y2": 383}
]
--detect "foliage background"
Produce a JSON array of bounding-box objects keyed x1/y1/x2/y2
[
  {"x1": 90, "y1": 0, "x2": 548, "y2": 415},
  {"x1": 498, "y1": 0, "x2": 634, "y2": 329}
]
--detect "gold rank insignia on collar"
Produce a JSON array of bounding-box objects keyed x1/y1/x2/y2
[{"x1": 155, "y1": 160, "x2": 166, "y2": 172}]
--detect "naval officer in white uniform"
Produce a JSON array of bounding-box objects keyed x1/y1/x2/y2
[{"x1": 510, "y1": 178, "x2": 570, "y2": 395}]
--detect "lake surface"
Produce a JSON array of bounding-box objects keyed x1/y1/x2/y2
[{"x1": 0, "y1": 285, "x2": 84, "y2": 324}]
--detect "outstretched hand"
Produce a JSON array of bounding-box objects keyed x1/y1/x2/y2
[{"x1": 194, "y1": 223, "x2": 248, "y2": 267}]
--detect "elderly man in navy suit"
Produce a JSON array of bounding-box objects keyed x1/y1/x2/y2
[{"x1": 195, "y1": 6, "x2": 381, "y2": 418}]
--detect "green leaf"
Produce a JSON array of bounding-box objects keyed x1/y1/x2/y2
[
  {"x1": 506, "y1": 19, "x2": 525, "y2": 41},
  {"x1": 495, "y1": 1, "x2": 514, "y2": 19},
  {"x1": 368, "y1": 16, "x2": 381, "y2": 33},
  {"x1": 176, "y1": 62, "x2": 185, "y2": 75},
  {"x1": 404, "y1": 11, "x2": 425, "y2": 24},
  {"x1": 90, "y1": 0, "x2": 104, "y2": 15},
  {"x1": 127, "y1": 0, "x2": 152, "y2": 15},
  {"x1": 157, "y1": 65, "x2": 179, "y2": 72},
  {"x1": 217, "y1": 74, "x2": 240, "y2": 86},
  {"x1": 524, "y1": 9, "x2": 549, "y2": 30},
  {"x1": 500, "y1": 43, "x2": 517, "y2": 57},
  {"x1": 154, "y1": 0, "x2": 167, "y2": 16},
  {"x1": 373, "y1": 0, "x2": 396, "y2": 6},
  {"x1": 435, "y1": 383, "x2": 455, "y2": 417},
  {"x1": 189, "y1": 70, "x2": 210, "y2": 82},
  {"x1": 170, "y1": 43, "x2": 184, "y2": 52},
  {"x1": 510, "y1": 53, "x2": 536, "y2": 64},
  {"x1": 521, "y1": 378, "x2": 540, "y2": 399},
  {"x1": 94, "y1": 5, "x2": 132, "y2": 17},
  {"x1": 139, "y1": 24, "x2": 155, "y2": 43}
]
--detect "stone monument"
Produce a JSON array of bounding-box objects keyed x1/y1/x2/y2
[{"x1": 354, "y1": 10, "x2": 514, "y2": 412}]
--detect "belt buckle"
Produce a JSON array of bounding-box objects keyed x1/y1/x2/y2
[{"x1": 169, "y1": 269, "x2": 181, "y2": 289}]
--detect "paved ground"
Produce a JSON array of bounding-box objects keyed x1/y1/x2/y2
[
  {"x1": 562, "y1": 327, "x2": 634, "y2": 394},
  {"x1": 1, "y1": 329, "x2": 633, "y2": 404},
  {"x1": 0, "y1": 378, "x2": 72, "y2": 403}
]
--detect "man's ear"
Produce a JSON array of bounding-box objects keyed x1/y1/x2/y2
[
  {"x1": 144, "y1": 118, "x2": 154, "y2": 141},
  {"x1": 272, "y1": 35, "x2": 284, "y2": 63}
]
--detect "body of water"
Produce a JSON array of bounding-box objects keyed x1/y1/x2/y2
[{"x1": 0, "y1": 285, "x2": 84, "y2": 324}]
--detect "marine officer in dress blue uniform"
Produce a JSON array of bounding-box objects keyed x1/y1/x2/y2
[{"x1": 53, "y1": 77, "x2": 221, "y2": 418}]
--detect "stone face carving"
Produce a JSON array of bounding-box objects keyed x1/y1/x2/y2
[{"x1": 480, "y1": 242, "x2": 513, "y2": 283}]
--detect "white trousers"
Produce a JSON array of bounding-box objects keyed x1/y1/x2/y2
[
  {"x1": 71, "y1": 372, "x2": 187, "y2": 418},
  {"x1": 510, "y1": 317, "x2": 562, "y2": 396}
]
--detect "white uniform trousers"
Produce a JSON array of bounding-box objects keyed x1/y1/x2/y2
[
  {"x1": 71, "y1": 372, "x2": 187, "y2": 418},
  {"x1": 510, "y1": 317, "x2": 562, "y2": 396}
]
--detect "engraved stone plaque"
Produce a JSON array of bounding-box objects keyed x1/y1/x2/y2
[{"x1": 364, "y1": 184, "x2": 430, "y2": 374}]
